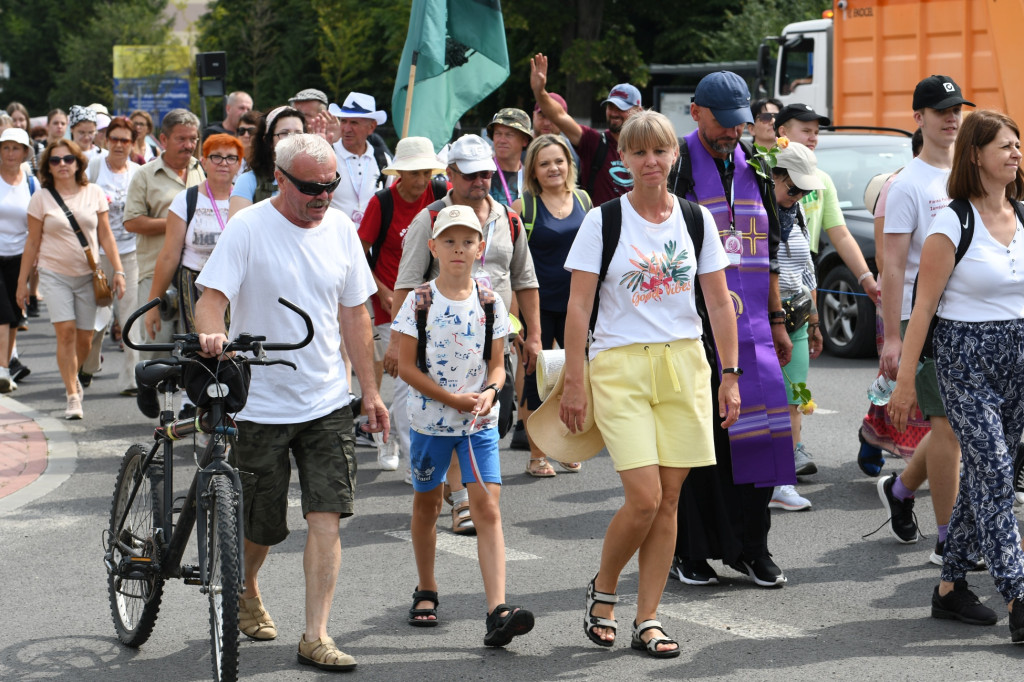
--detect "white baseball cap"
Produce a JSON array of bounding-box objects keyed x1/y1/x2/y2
[
  {"x1": 432, "y1": 205, "x2": 483, "y2": 238},
  {"x1": 447, "y1": 134, "x2": 496, "y2": 174}
]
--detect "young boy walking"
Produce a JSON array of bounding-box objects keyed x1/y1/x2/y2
[{"x1": 392, "y1": 205, "x2": 534, "y2": 647}]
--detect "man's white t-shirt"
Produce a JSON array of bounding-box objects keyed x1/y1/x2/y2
[
  {"x1": 564, "y1": 196, "x2": 729, "y2": 360},
  {"x1": 330, "y1": 141, "x2": 391, "y2": 220},
  {"x1": 929, "y1": 203, "x2": 1024, "y2": 321},
  {"x1": 883, "y1": 157, "x2": 952, "y2": 319},
  {"x1": 168, "y1": 189, "x2": 229, "y2": 272},
  {"x1": 391, "y1": 281, "x2": 510, "y2": 436},
  {"x1": 196, "y1": 201, "x2": 376, "y2": 424}
]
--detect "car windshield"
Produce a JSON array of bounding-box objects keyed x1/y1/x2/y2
[{"x1": 814, "y1": 139, "x2": 913, "y2": 211}]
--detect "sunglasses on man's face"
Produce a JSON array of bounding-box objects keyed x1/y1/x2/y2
[
  {"x1": 276, "y1": 166, "x2": 342, "y2": 196},
  {"x1": 756, "y1": 112, "x2": 776, "y2": 124},
  {"x1": 455, "y1": 169, "x2": 494, "y2": 181},
  {"x1": 49, "y1": 154, "x2": 77, "y2": 166}
]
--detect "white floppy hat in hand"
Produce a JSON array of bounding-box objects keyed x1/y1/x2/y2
[
  {"x1": 383, "y1": 137, "x2": 446, "y2": 176},
  {"x1": 526, "y1": 364, "x2": 605, "y2": 464}
]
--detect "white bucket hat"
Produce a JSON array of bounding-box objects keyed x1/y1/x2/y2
[
  {"x1": 328, "y1": 92, "x2": 387, "y2": 125},
  {"x1": 0, "y1": 127, "x2": 31, "y2": 149},
  {"x1": 383, "y1": 137, "x2": 446, "y2": 175},
  {"x1": 526, "y1": 364, "x2": 605, "y2": 464}
]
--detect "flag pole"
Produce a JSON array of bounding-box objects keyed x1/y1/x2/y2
[{"x1": 402, "y1": 51, "x2": 419, "y2": 138}]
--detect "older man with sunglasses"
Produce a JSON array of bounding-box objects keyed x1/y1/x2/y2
[{"x1": 195, "y1": 133, "x2": 386, "y2": 673}]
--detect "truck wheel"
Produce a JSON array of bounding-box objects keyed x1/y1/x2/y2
[{"x1": 819, "y1": 265, "x2": 876, "y2": 358}]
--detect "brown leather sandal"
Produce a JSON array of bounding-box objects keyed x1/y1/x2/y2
[
  {"x1": 238, "y1": 594, "x2": 277, "y2": 640},
  {"x1": 297, "y1": 635, "x2": 357, "y2": 671}
]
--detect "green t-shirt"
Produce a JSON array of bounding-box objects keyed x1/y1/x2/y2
[{"x1": 799, "y1": 168, "x2": 843, "y2": 253}]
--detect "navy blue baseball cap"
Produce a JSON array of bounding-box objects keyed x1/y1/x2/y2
[{"x1": 693, "y1": 71, "x2": 754, "y2": 128}]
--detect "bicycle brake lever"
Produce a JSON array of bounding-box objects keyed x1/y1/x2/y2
[{"x1": 259, "y1": 359, "x2": 297, "y2": 370}]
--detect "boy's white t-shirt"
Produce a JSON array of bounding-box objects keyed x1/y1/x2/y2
[
  {"x1": 168, "y1": 189, "x2": 229, "y2": 272},
  {"x1": 563, "y1": 196, "x2": 729, "y2": 360},
  {"x1": 883, "y1": 157, "x2": 952, "y2": 319},
  {"x1": 391, "y1": 281, "x2": 510, "y2": 436},
  {"x1": 929, "y1": 203, "x2": 1024, "y2": 321},
  {"x1": 196, "y1": 201, "x2": 376, "y2": 424}
]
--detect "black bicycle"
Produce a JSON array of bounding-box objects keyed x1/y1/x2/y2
[{"x1": 103, "y1": 297, "x2": 313, "y2": 681}]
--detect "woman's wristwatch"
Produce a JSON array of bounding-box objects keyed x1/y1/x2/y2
[{"x1": 721, "y1": 367, "x2": 743, "y2": 376}]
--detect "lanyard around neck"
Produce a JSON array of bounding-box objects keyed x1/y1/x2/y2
[{"x1": 205, "y1": 181, "x2": 228, "y2": 231}]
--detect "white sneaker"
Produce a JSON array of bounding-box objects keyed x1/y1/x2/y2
[
  {"x1": 0, "y1": 366, "x2": 16, "y2": 393},
  {"x1": 403, "y1": 467, "x2": 413, "y2": 485},
  {"x1": 65, "y1": 393, "x2": 83, "y2": 420},
  {"x1": 769, "y1": 485, "x2": 811, "y2": 511},
  {"x1": 376, "y1": 432, "x2": 399, "y2": 471}
]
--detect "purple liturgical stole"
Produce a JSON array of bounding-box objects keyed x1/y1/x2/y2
[{"x1": 684, "y1": 130, "x2": 795, "y2": 488}]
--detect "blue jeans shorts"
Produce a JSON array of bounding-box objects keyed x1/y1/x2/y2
[{"x1": 409, "y1": 428, "x2": 501, "y2": 493}]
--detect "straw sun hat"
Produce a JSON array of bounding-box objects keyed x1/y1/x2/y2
[
  {"x1": 383, "y1": 136, "x2": 446, "y2": 176},
  {"x1": 526, "y1": 360, "x2": 605, "y2": 464}
]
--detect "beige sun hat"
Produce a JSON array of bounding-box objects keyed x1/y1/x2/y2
[
  {"x1": 526, "y1": 363, "x2": 605, "y2": 464},
  {"x1": 383, "y1": 136, "x2": 446, "y2": 176}
]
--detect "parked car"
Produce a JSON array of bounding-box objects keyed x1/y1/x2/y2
[{"x1": 811, "y1": 128, "x2": 914, "y2": 357}]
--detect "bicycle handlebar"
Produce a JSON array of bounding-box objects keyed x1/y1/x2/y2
[{"x1": 121, "y1": 297, "x2": 315, "y2": 355}]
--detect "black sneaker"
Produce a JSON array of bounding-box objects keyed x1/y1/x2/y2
[
  {"x1": 509, "y1": 420, "x2": 529, "y2": 450},
  {"x1": 729, "y1": 555, "x2": 786, "y2": 588},
  {"x1": 877, "y1": 473, "x2": 919, "y2": 543},
  {"x1": 931, "y1": 540, "x2": 988, "y2": 571},
  {"x1": 670, "y1": 557, "x2": 719, "y2": 586},
  {"x1": 78, "y1": 370, "x2": 93, "y2": 388},
  {"x1": 1010, "y1": 601, "x2": 1024, "y2": 642},
  {"x1": 931, "y1": 579, "x2": 997, "y2": 625},
  {"x1": 9, "y1": 358, "x2": 30, "y2": 382},
  {"x1": 26, "y1": 296, "x2": 39, "y2": 317}
]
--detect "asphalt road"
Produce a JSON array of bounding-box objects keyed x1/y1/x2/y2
[{"x1": 1, "y1": 316, "x2": 1022, "y2": 681}]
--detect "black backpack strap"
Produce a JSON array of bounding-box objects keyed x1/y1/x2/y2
[
  {"x1": 368, "y1": 134, "x2": 391, "y2": 189},
  {"x1": 414, "y1": 283, "x2": 433, "y2": 372},
  {"x1": 677, "y1": 197, "x2": 704, "y2": 262},
  {"x1": 429, "y1": 176, "x2": 448, "y2": 201},
  {"x1": 588, "y1": 131, "x2": 609, "y2": 196},
  {"x1": 591, "y1": 199, "x2": 623, "y2": 332},
  {"x1": 476, "y1": 283, "x2": 496, "y2": 364},
  {"x1": 506, "y1": 205, "x2": 522, "y2": 243},
  {"x1": 367, "y1": 187, "x2": 393, "y2": 271},
  {"x1": 522, "y1": 191, "x2": 537, "y2": 236},
  {"x1": 185, "y1": 185, "x2": 199, "y2": 226},
  {"x1": 669, "y1": 137, "x2": 694, "y2": 198}
]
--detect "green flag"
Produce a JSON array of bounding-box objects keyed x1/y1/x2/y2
[{"x1": 392, "y1": 0, "x2": 510, "y2": 151}]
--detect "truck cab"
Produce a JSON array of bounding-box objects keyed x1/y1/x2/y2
[{"x1": 759, "y1": 19, "x2": 832, "y2": 119}]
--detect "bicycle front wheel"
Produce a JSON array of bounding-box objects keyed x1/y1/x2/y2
[
  {"x1": 107, "y1": 444, "x2": 164, "y2": 647},
  {"x1": 207, "y1": 475, "x2": 241, "y2": 681}
]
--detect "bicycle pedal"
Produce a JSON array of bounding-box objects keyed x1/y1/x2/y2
[
  {"x1": 182, "y1": 564, "x2": 202, "y2": 585},
  {"x1": 119, "y1": 556, "x2": 157, "y2": 579}
]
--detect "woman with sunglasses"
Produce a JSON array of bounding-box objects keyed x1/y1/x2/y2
[
  {"x1": 229, "y1": 106, "x2": 306, "y2": 217},
  {"x1": 144, "y1": 134, "x2": 242, "y2": 339},
  {"x1": 19, "y1": 139, "x2": 125, "y2": 419},
  {"x1": 235, "y1": 109, "x2": 261, "y2": 178},
  {"x1": 748, "y1": 98, "x2": 782, "y2": 149},
  {"x1": 80, "y1": 116, "x2": 141, "y2": 395},
  {"x1": 766, "y1": 142, "x2": 826, "y2": 512},
  {"x1": 129, "y1": 110, "x2": 161, "y2": 164}
]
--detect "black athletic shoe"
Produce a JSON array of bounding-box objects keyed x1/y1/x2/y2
[
  {"x1": 670, "y1": 557, "x2": 719, "y2": 586},
  {"x1": 78, "y1": 370, "x2": 92, "y2": 388},
  {"x1": 729, "y1": 555, "x2": 786, "y2": 588},
  {"x1": 509, "y1": 420, "x2": 529, "y2": 450},
  {"x1": 931, "y1": 579, "x2": 997, "y2": 625},
  {"x1": 929, "y1": 540, "x2": 986, "y2": 571},
  {"x1": 877, "y1": 473, "x2": 919, "y2": 543},
  {"x1": 26, "y1": 296, "x2": 39, "y2": 318},
  {"x1": 9, "y1": 358, "x2": 30, "y2": 383},
  {"x1": 1010, "y1": 601, "x2": 1024, "y2": 642}
]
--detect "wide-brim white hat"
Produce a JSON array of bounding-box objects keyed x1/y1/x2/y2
[
  {"x1": 383, "y1": 136, "x2": 446, "y2": 175},
  {"x1": 526, "y1": 363, "x2": 605, "y2": 464},
  {"x1": 329, "y1": 92, "x2": 387, "y2": 126}
]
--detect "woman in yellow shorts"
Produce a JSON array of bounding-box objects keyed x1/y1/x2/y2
[{"x1": 560, "y1": 110, "x2": 740, "y2": 658}]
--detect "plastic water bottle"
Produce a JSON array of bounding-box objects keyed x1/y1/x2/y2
[{"x1": 867, "y1": 375, "x2": 896, "y2": 406}]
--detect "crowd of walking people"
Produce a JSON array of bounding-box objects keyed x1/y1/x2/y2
[{"x1": 5, "y1": 59, "x2": 1024, "y2": 672}]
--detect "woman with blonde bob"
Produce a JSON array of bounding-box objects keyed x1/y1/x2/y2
[
  {"x1": 561, "y1": 110, "x2": 740, "y2": 657},
  {"x1": 513, "y1": 134, "x2": 590, "y2": 477},
  {"x1": 889, "y1": 109, "x2": 1024, "y2": 641}
]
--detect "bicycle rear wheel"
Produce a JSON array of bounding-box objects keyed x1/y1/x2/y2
[
  {"x1": 107, "y1": 444, "x2": 164, "y2": 647},
  {"x1": 207, "y1": 475, "x2": 241, "y2": 681}
]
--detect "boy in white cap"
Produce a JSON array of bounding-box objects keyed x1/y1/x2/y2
[{"x1": 392, "y1": 204, "x2": 534, "y2": 648}]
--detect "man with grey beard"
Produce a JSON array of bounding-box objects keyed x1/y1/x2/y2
[{"x1": 529, "y1": 53, "x2": 642, "y2": 205}]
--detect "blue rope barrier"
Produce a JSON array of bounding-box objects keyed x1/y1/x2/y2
[{"x1": 816, "y1": 288, "x2": 872, "y2": 298}]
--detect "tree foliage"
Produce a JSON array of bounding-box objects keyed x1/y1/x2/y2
[
  {"x1": 0, "y1": 0, "x2": 174, "y2": 113},
  {"x1": 708, "y1": 0, "x2": 832, "y2": 61}
]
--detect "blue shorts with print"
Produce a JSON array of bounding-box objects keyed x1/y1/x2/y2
[{"x1": 409, "y1": 428, "x2": 501, "y2": 493}]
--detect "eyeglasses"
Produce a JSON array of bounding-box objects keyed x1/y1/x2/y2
[
  {"x1": 132, "y1": 121, "x2": 149, "y2": 130},
  {"x1": 784, "y1": 178, "x2": 810, "y2": 197},
  {"x1": 756, "y1": 112, "x2": 776, "y2": 124},
  {"x1": 107, "y1": 136, "x2": 133, "y2": 146},
  {"x1": 276, "y1": 166, "x2": 342, "y2": 196},
  {"x1": 272, "y1": 130, "x2": 302, "y2": 139},
  {"x1": 454, "y1": 169, "x2": 494, "y2": 181},
  {"x1": 237, "y1": 126, "x2": 257, "y2": 137},
  {"x1": 208, "y1": 153, "x2": 240, "y2": 165},
  {"x1": 48, "y1": 154, "x2": 77, "y2": 166}
]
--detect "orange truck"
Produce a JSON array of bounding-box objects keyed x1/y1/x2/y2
[{"x1": 758, "y1": 0, "x2": 1024, "y2": 127}]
